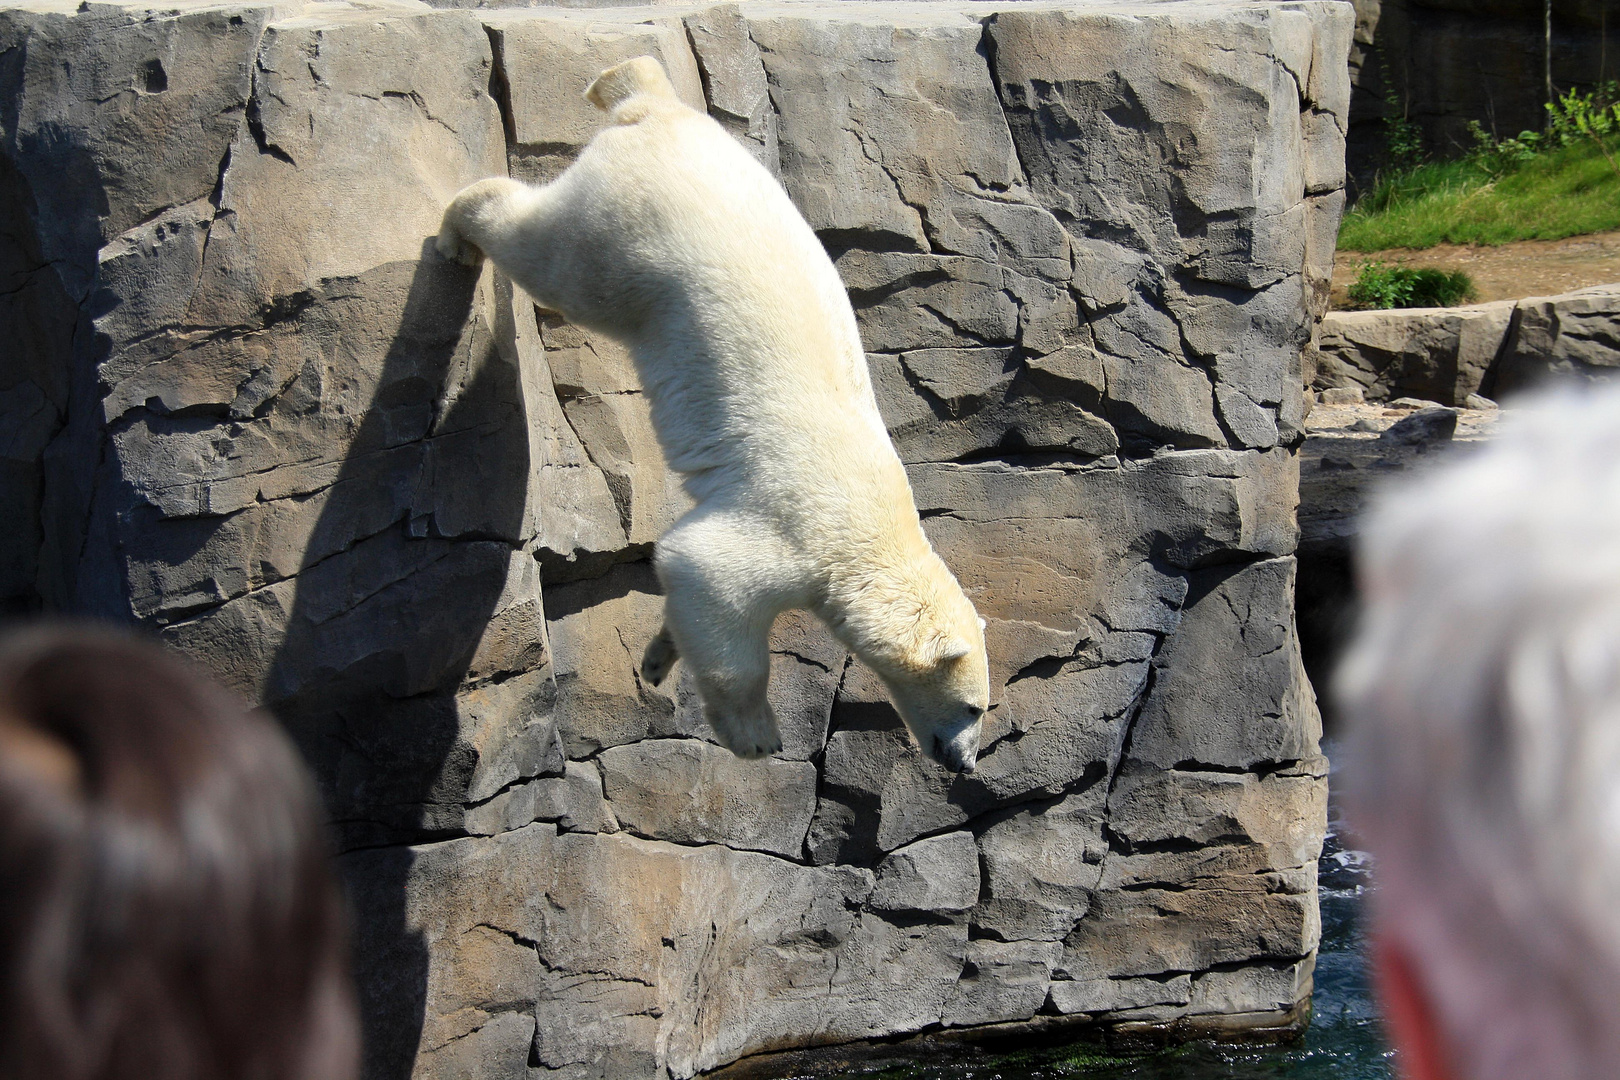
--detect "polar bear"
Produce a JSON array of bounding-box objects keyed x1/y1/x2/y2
[{"x1": 437, "y1": 56, "x2": 989, "y2": 772}]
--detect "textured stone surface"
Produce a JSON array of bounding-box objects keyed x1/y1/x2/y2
[
  {"x1": 1314, "y1": 286, "x2": 1620, "y2": 405},
  {"x1": 1, "y1": 0, "x2": 1346, "y2": 1076},
  {"x1": 1316, "y1": 302, "x2": 1516, "y2": 405},
  {"x1": 600, "y1": 738, "x2": 818, "y2": 857},
  {"x1": 1492, "y1": 286, "x2": 1620, "y2": 398}
]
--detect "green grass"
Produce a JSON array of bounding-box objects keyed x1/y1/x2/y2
[{"x1": 1338, "y1": 140, "x2": 1620, "y2": 251}]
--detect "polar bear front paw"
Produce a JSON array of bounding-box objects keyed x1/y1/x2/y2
[
  {"x1": 707, "y1": 705, "x2": 783, "y2": 760},
  {"x1": 435, "y1": 226, "x2": 483, "y2": 267},
  {"x1": 641, "y1": 627, "x2": 679, "y2": 687},
  {"x1": 721, "y1": 730, "x2": 784, "y2": 760}
]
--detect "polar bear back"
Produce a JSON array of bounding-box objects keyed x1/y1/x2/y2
[{"x1": 490, "y1": 78, "x2": 904, "y2": 528}]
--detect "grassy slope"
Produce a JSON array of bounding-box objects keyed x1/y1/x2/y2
[{"x1": 1338, "y1": 141, "x2": 1620, "y2": 251}]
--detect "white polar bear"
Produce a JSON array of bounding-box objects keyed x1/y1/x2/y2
[{"x1": 437, "y1": 56, "x2": 989, "y2": 771}]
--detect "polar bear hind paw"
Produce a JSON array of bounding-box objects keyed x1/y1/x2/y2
[{"x1": 641, "y1": 627, "x2": 679, "y2": 686}]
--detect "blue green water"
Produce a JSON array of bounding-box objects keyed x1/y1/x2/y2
[{"x1": 824, "y1": 794, "x2": 1394, "y2": 1080}]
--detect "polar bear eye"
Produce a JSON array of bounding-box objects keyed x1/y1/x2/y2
[{"x1": 966, "y1": 705, "x2": 984, "y2": 719}]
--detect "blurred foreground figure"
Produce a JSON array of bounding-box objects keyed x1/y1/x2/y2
[
  {"x1": 0, "y1": 626, "x2": 358, "y2": 1080},
  {"x1": 1337, "y1": 388, "x2": 1620, "y2": 1080}
]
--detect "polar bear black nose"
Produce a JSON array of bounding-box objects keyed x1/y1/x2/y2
[{"x1": 930, "y1": 734, "x2": 976, "y2": 774}]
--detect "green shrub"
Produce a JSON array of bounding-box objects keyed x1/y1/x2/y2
[
  {"x1": 1464, "y1": 119, "x2": 1544, "y2": 179},
  {"x1": 1546, "y1": 80, "x2": 1620, "y2": 178},
  {"x1": 1347, "y1": 262, "x2": 1478, "y2": 310},
  {"x1": 1381, "y1": 62, "x2": 1424, "y2": 172}
]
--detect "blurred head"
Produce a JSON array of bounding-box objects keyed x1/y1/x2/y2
[
  {"x1": 0, "y1": 625, "x2": 358, "y2": 1080},
  {"x1": 1336, "y1": 388, "x2": 1620, "y2": 1080}
]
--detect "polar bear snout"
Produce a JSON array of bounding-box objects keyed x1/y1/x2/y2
[
  {"x1": 930, "y1": 731, "x2": 979, "y2": 774},
  {"x1": 923, "y1": 709, "x2": 984, "y2": 774}
]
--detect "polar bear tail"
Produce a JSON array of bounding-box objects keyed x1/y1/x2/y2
[{"x1": 584, "y1": 56, "x2": 678, "y2": 113}]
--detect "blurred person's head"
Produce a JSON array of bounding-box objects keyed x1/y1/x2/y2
[
  {"x1": 1336, "y1": 388, "x2": 1620, "y2": 1080},
  {"x1": 0, "y1": 625, "x2": 358, "y2": 1080}
]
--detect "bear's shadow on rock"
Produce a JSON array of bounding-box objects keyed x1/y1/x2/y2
[{"x1": 262, "y1": 242, "x2": 532, "y2": 1080}]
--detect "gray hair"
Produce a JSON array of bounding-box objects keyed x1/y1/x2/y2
[{"x1": 1336, "y1": 387, "x2": 1620, "y2": 1080}]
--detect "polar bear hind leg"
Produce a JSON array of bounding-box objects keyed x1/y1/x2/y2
[{"x1": 653, "y1": 511, "x2": 803, "y2": 759}]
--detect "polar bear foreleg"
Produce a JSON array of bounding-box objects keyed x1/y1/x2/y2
[
  {"x1": 436, "y1": 177, "x2": 528, "y2": 266},
  {"x1": 640, "y1": 626, "x2": 678, "y2": 686},
  {"x1": 658, "y1": 586, "x2": 782, "y2": 759},
  {"x1": 677, "y1": 616, "x2": 781, "y2": 760},
  {"x1": 653, "y1": 515, "x2": 795, "y2": 759}
]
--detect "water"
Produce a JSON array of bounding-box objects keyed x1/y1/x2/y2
[{"x1": 817, "y1": 781, "x2": 1394, "y2": 1080}]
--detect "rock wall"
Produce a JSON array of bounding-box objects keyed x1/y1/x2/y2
[
  {"x1": 1346, "y1": 0, "x2": 1618, "y2": 186},
  {"x1": 1315, "y1": 285, "x2": 1620, "y2": 405},
  {"x1": 0, "y1": 1, "x2": 1350, "y2": 1077}
]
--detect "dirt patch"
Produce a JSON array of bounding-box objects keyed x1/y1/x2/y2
[{"x1": 1331, "y1": 229, "x2": 1620, "y2": 308}]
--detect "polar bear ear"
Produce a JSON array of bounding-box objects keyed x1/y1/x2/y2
[{"x1": 584, "y1": 56, "x2": 678, "y2": 113}]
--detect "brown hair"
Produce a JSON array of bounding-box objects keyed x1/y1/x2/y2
[{"x1": 0, "y1": 625, "x2": 358, "y2": 1080}]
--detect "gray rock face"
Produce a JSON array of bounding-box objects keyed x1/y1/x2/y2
[
  {"x1": 1314, "y1": 286, "x2": 1620, "y2": 406},
  {"x1": 1492, "y1": 287, "x2": 1620, "y2": 398},
  {"x1": 0, "y1": 0, "x2": 1346, "y2": 1076}
]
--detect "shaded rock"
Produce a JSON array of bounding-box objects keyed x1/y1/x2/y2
[
  {"x1": 753, "y1": 11, "x2": 1038, "y2": 268},
  {"x1": 482, "y1": 11, "x2": 704, "y2": 184},
  {"x1": 1060, "y1": 863, "x2": 1319, "y2": 982},
  {"x1": 1129, "y1": 558, "x2": 1321, "y2": 770},
  {"x1": 0, "y1": 3, "x2": 270, "y2": 297},
  {"x1": 871, "y1": 831, "x2": 980, "y2": 912},
  {"x1": 1315, "y1": 287, "x2": 1620, "y2": 408},
  {"x1": 837, "y1": 250, "x2": 1020, "y2": 351},
  {"x1": 599, "y1": 738, "x2": 817, "y2": 858},
  {"x1": 533, "y1": 759, "x2": 621, "y2": 835},
  {"x1": 683, "y1": 4, "x2": 779, "y2": 175},
  {"x1": 1102, "y1": 352, "x2": 1227, "y2": 451},
  {"x1": 972, "y1": 785, "x2": 1108, "y2": 942},
  {"x1": 1189, "y1": 958, "x2": 1315, "y2": 1016},
  {"x1": 545, "y1": 562, "x2": 677, "y2": 758},
  {"x1": 1108, "y1": 757, "x2": 1329, "y2": 870},
  {"x1": 943, "y1": 939, "x2": 1062, "y2": 1028},
  {"x1": 1381, "y1": 405, "x2": 1458, "y2": 445},
  {"x1": 1049, "y1": 973, "x2": 1192, "y2": 1016},
  {"x1": 1302, "y1": 189, "x2": 1346, "y2": 336},
  {"x1": 1298, "y1": 397, "x2": 1502, "y2": 558}
]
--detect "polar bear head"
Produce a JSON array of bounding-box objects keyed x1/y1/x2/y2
[
  {"x1": 856, "y1": 563, "x2": 991, "y2": 774},
  {"x1": 881, "y1": 638, "x2": 990, "y2": 774},
  {"x1": 584, "y1": 56, "x2": 678, "y2": 114}
]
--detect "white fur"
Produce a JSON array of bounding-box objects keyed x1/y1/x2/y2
[{"x1": 438, "y1": 57, "x2": 989, "y2": 770}]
